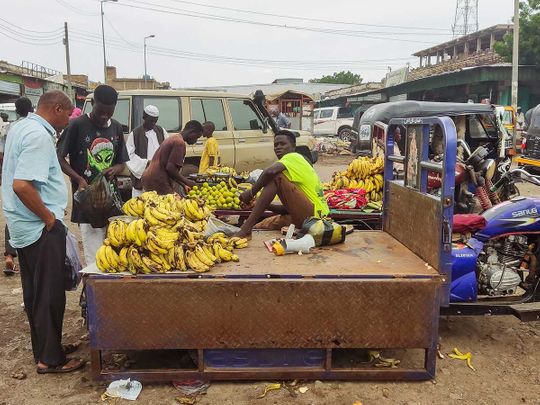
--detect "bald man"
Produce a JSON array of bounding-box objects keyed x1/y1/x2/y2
[{"x1": 1, "y1": 90, "x2": 85, "y2": 374}]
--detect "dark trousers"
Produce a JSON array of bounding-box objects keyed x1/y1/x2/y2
[
  {"x1": 4, "y1": 225, "x2": 16, "y2": 257},
  {"x1": 17, "y1": 220, "x2": 67, "y2": 366}
]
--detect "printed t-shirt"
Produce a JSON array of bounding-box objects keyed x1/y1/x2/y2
[{"x1": 56, "y1": 114, "x2": 129, "y2": 223}]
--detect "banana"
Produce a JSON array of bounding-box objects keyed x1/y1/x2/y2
[
  {"x1": 146, "y1": 234, "x2": 169, "y2": 254},
  {"x1": 233, "y1": 238, "x2": 249, "y2": 248},
  {"x1": 135, "y1": 219, "x2": 147, "y2": 245},
  {"x1": 186, "y1": 251, "x2": 210, "y2": 273},
  {"x1": 235, "y1": 242, "x2": 248, "y2": 249},
  {"x1": 118, "y1": 247, "x2": 129, "y2": 271},
  {"x1": 185, "y1": 199, "x2": 203, "y2": 221},
  {"x1": 207, "y1": 232, "x2": 226, "y2": 243},
  {"x1": 149, "y1": 252, "x2": 171, "y2": 271},
  {"x1": 95, "y1": 245, "x2": 110, "y2": 272},
  {"x1": 217, "y1": 244, "x2": 233, "y2": 262},
  {"x1": 175, "y1": 245, "x2": 188, "y2": 271},
  {"x1": 201, "y1": 244, "x2": 218, "y2": 262},
  {"x1": 104, "y1": 245, "x2": 120, "y2": 269},
  {"x1": 144, "y1": 207, "x2": 163, "y2": 226},
  {"x1": 194, "y1": 245, "x2": 215, "y2": 266},
  {"x1": 141, "y1": 255, "x2": 162, "y2": 273},
  {"x1": 231, "y1": 253, "x2": 239, "y2": 262}
]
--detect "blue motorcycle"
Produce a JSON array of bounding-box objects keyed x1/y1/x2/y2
[{"x1": 448, "y1": 168, "x2": 540, "y2": 319}]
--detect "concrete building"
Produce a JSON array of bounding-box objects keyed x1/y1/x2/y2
[
  {"x1": 0, "y1": 60, "x2": 90, "y2": 108},
  {"x1": 319, "y1": 24, "x2": 540, "y2": 112},
  {"x1": 104, "y1": 66, "x2": 170, "y2": 91}
]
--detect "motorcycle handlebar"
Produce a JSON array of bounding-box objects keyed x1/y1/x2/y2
[{"x1": 491, "y1": 168, "x2": 540, "y2": 191}]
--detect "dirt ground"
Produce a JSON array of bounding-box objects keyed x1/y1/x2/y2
[{"x1": 0, "y1": 154, "x2": 539, "y2": 405}]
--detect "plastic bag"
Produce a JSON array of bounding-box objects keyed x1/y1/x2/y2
[
  {"x1": 65, "y1": 231, "x2": 82, "y2": 291},
  {"x1": 247, "y1": 169, "x2": 263, "y2": 184},
  {"x1": 203, "y1": 215, "x2": 240, "y2": 237},
  {"x1": 73, "y1": 174, "x2": 123, "y2": 228}
]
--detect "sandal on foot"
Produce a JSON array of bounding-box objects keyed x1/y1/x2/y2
[
  {"x1": 37, "y1": 358, "x2": 85, "y2": 374},
  {"x1": 3, "y1": 264, "x2": 17, "y2": 276}
]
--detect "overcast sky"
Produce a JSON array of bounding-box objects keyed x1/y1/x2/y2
[{"x1": 1, "y1": 0, "x2": 514, "y2": 88}]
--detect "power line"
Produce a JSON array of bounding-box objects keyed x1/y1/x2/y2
[
  {"x1": 162, "y1": 0, "x2": 452, "y2": 32},
  {"x1": 56, "y1": 0, "x2": 100, "y2": 16},
  {"x1": 99, "y1": 0, "x2": 441, "y2": 44}
]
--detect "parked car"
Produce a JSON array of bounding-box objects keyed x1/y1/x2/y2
[
  {"x1": 0, "y1": 103, "x2": 18, "y2": 122},
  {"x1": 82, "y1": 90, "x2": 318, "y2": 198},
  {"x1": 313, "y1": 106, "x2": 354, "y2": 140},
  {"x1": 517, "y1": 104, "x2": 540, "y2": 174}
]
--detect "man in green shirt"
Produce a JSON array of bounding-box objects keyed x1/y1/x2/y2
[{"x1": 236, "y1": 130, "x2": 328, "y2": 237}]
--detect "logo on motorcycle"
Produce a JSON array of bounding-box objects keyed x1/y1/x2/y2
[{"x1": 511, "y1": 207, "x2": 538, "y2": 218}]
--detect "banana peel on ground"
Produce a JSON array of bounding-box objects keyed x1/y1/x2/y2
[
  {"x1": 257, "y1": 383, "x2": 282, "y2": 399},
  {"x1": 368, "y1": 350, "x2": 401, "y2": 368},
  {"x1": 448, "y1": 347, "x2": 476, "y2": 371}
]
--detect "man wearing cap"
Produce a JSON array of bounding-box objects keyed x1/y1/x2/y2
[{"x1": 126, "y1": 105, "x2": 169, "y2": 197}]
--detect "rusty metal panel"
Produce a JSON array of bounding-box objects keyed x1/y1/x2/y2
[
  {"x1": 384, "y1": 182, "x2": 441, "y2": 271},
  {"x1": 88, "y1": 277, "x2": 440, "y2": 351}
]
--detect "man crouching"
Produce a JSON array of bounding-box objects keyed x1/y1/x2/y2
[{"x1": 236, "y1": 130, "x2": 329, "y2": 238}]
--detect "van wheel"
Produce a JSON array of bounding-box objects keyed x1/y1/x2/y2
[
  {"x1": 338, "y1": 126, "x2": 354, "y2": 142},
  {"x1": 181, "y1": 163, "x2": 199, "y2": 176}
]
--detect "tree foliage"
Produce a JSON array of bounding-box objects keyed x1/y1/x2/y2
[
  {"x1": 494, "y1": 0, "x2": 540, "y2": 65},
  {"x1": 310, "y1": 71, "x2": 362, "y2": 85}
]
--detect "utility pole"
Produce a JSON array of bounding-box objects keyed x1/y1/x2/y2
[
  {"x1": 100, "y1": 0, "x2": 118, "y2": 84},
  {"x1": 511, "y1": 0, "x2": 520, "y2": 112},
  {"x1": 63, "y1": 22, "x2": 74, "y2": 103},
  {"x1": 144, "y1": 34, "x2": 155, "y2": 88},
  {"x1": 100, "y1": 1, "x2": 107, "y2": 83}
]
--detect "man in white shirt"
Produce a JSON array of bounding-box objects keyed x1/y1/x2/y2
[{"x1": 126, "y1": 105, "x2": 168, "y2": 197}]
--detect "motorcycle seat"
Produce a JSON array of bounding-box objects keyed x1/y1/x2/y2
[{"x1": 453, "y1": 214, "x2": 487, "y2": 234}]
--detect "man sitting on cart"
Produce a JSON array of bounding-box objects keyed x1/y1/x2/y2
[{"x1": 235, "y1": 130, "x2": 328, "y2": 238}]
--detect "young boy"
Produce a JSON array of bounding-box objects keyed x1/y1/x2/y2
[{"x1": 198, "y1": 121, "x2": 220, "y2": 173}]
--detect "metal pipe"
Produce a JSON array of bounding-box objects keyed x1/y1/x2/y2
[{"x1": 511, "y1": 0, "x2": 520, "y2": 112}]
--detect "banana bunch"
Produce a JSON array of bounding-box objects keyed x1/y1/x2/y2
[
  {"x1": 181, "y1": 198, "x2": 212, "y2": 223},
  {"x1": 329, "y1": 157, "x2": 385, "y2": 203},
  {"x1": 97, "y1": 191, "x2": 248, "y2": 274},
  {"x1": 106, "y1": 220, "x2": 129, "y2": 247},
  {"x1": 122, "y1": 197, "x2": 145, "y2": 217},
  {"x1": 96, "y1": 244, "x2": 124, "y2": 273}
]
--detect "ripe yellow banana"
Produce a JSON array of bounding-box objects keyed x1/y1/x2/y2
[
  {"x1": 194, "y1": 245, "x2": 214, "y2": 266},
  {"x1": 186, "y1": 251, "x2": 209, "y2": 272},
  {"x1": 95, "y1": 245, "x2": 110, "y2": 272},
  {"x1": 104, "y1": 245, "x2": 120, "y2": 269}
]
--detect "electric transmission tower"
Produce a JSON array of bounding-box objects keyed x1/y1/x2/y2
[{"x1": 452, "y1": 0, "x2": 479, "y2": 38}]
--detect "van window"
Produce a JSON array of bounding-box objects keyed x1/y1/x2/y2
[
  {"x1": 468, "y1": 115, "x2": 489, "y2": 139},
  {"x1": 83, "y1": 98, "x2": 130, "y2": 133},
  {"x1": 228, "y1": 99, "x2": 263, "y2": 130},
  {"x1": 143, "y1": 97, "x2": 180, "y2": 132},
  {"x1": 320, "y1": 109, "x2": 333, "y2": 119},
  {"x1": 337, "y1": 107, "x2": 352, "y2": 118},
  {"x1": 314, "y1": 110, "x2": 320, "y2": 119},
  {"x1": 190, "y1": 99, "x2": 227, "y2": 131}
]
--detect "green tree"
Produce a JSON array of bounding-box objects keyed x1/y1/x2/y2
[
  {"x1": 310, "y1": 71, "x2": 362, "y2": 85},
  {"x1": 494, "y1": 0, "x2": 540, "y2": 65}
]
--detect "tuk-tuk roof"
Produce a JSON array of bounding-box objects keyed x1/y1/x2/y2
[{"x1": 357, "y1": 101, "x2": 495, "y2": 128}]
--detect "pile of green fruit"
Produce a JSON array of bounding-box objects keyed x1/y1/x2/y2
[{"x1": 188, "y1": 181, "x2": 242, "y2": 210}]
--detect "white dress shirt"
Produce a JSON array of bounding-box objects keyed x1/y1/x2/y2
[{"x1": 126, "y1": 127, "x2": 169, "y2": 179}]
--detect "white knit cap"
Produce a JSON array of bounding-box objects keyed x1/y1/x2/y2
[{"x1": 144, "y1": 105, "x2": 159, "y2": 117}]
